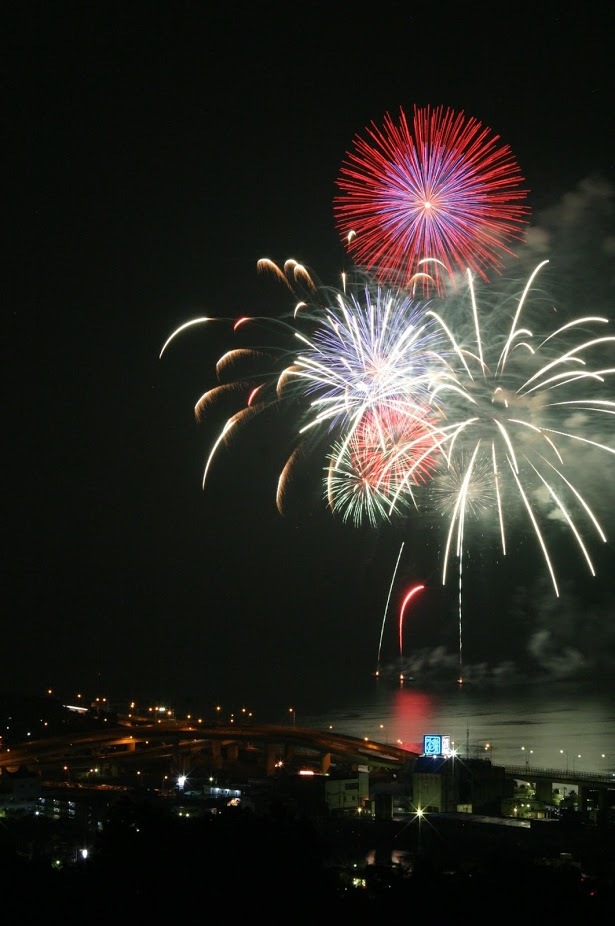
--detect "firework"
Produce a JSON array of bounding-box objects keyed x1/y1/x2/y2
[
  {"x1": 160, "y1": 259, "x2": 450, "y2": 520},
  {"x1": 376, "y1": 540, "x2": 405, "y2": 674},
  {"x1": 427, "y1": 450, "x2": 498, "y2": 682},
  {"x1": 325, "y1": 401, "x2": 440, "y2": 528},
  {"x1": 334, "y1": 104, "x2": 530, "y2": 295},
  {"x1": 399, "y1": 584, "x2": 425, "y2": 657},
  {"x1": 418, "y1": 259, "x2": 615, "y2": 596},
  {"x1": 161, "y1": 256, "x2": 615, "y2": 604}
]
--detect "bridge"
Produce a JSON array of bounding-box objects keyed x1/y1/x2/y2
[
  {"x1": 504, "y1": 764, "x2": 615, "y2": 789},
  {"x1": 3, "y1": 723, "x2": 613, "y2": 823},
  {"x1": 502, "y1": 763, "x2": 615, "y2": 822},
  {"x1": 0, "y1": 720, "x2": 418, "y2": 778}
]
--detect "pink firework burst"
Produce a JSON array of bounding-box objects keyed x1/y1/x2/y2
[
  {"x1": 334, "y1": 104, "x2": 530, "y2": 295},
  {"x1": 326, "y1": 401, "x2": 442, "y2": 527},
  {"x1": 349, "y1": 402, "x2": 439, "y2": 491}
]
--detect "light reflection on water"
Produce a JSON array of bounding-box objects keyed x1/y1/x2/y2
[{"x1": 297, "y1": 676, "x2": 615, "y2": 774}]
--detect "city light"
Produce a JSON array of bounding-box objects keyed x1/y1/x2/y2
[
  {"x1": 560, "y1": 749, "x2": 569, "y2": 773},
  {"x1": 521, "y1": 746, "x2": 533, "y2": 767}
]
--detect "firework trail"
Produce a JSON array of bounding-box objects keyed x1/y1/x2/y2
[
  {"x1": 428, "y1": 451, "x2": 498, "y2": 683},
  {"x1": 334, "y1": 104, "x2": 530, "y2": 296},
  {"x1": 399, "y1": 584, "x2": 425, "y2": 657},
  {"x1": 376, "y1": 540, "x2": 405, "y2": 675}
]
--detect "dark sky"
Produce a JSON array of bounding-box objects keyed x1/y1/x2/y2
[{"x1": 6, "y1": 4, "x2": 615, "y2": 710}]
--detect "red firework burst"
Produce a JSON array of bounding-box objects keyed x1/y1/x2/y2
[
  {"x1": 326, "y1": 401, "x2": 441, "y2": 526},
  {"x1": 347, "y1": 401, "x2": 440, "y2": 495},
  {"x1": 334, "y1": 104, "x2": 530, "y2": 295}
]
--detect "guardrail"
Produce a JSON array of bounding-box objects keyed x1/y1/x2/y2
[{"x1": 503, "y1": 765, "x2": 615, "y2": 785}]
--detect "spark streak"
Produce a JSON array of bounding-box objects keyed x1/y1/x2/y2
[{"x1": 399, "y1": 584, "x2": 425, "y2": 657}]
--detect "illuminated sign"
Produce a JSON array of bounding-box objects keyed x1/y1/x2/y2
[{"x1": 423, "y1": 734, "x2": 453, "y2": 757}]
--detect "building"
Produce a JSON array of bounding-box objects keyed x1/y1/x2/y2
[{"x1": 413, "y1": 755, "x2": 508, "y2": 815}]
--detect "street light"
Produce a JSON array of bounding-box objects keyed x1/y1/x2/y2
[
  {"x1": 289, "y1": 707, "x2": 296, "y2": 726},
  {"x1": 379, "y1": 723, "x2": 388, "y2": 744},
  {"x1": 521, "y1": 746, "x2": 533, "y2": 768},
  {"x1": 573, "y1": 753, "x2": 581, "y2": 773},
  {"x1": 560, "y1": 749, "x2": 568, "y2": 773}
]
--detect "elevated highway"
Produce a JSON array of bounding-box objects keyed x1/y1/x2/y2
[
  {"x1": 4, "y1": 722, "x2": 612, "y2": 810},
  {"x1": 0, "y1": 720, "x2": 418, "y2": 777},
  {"x1": 503, "y1": 763, "x2": 615, "y2": 822},
  {"x1": 504, "y1": 764, "x2": 615, "y2": 789}
]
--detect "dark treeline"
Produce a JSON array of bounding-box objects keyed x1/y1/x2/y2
[{"x1": 2, "y1": 793, "x2": 613, "y2": 922}]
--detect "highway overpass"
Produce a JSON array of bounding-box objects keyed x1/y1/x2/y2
[{"x1": 0, "y1": 720, "x2": 418, "y2": 777}]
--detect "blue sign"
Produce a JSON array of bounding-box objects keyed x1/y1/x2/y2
[
  {"x1": 423, "y1": 734, "x2": 452, "y2": 757},
  {"x1": 423, "y1": 734, "x2": 442, "y2": 756}
]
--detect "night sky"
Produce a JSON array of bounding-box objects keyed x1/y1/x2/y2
[{"x1": 7, "y1": 4, "x2": 615, "y2": 710}]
